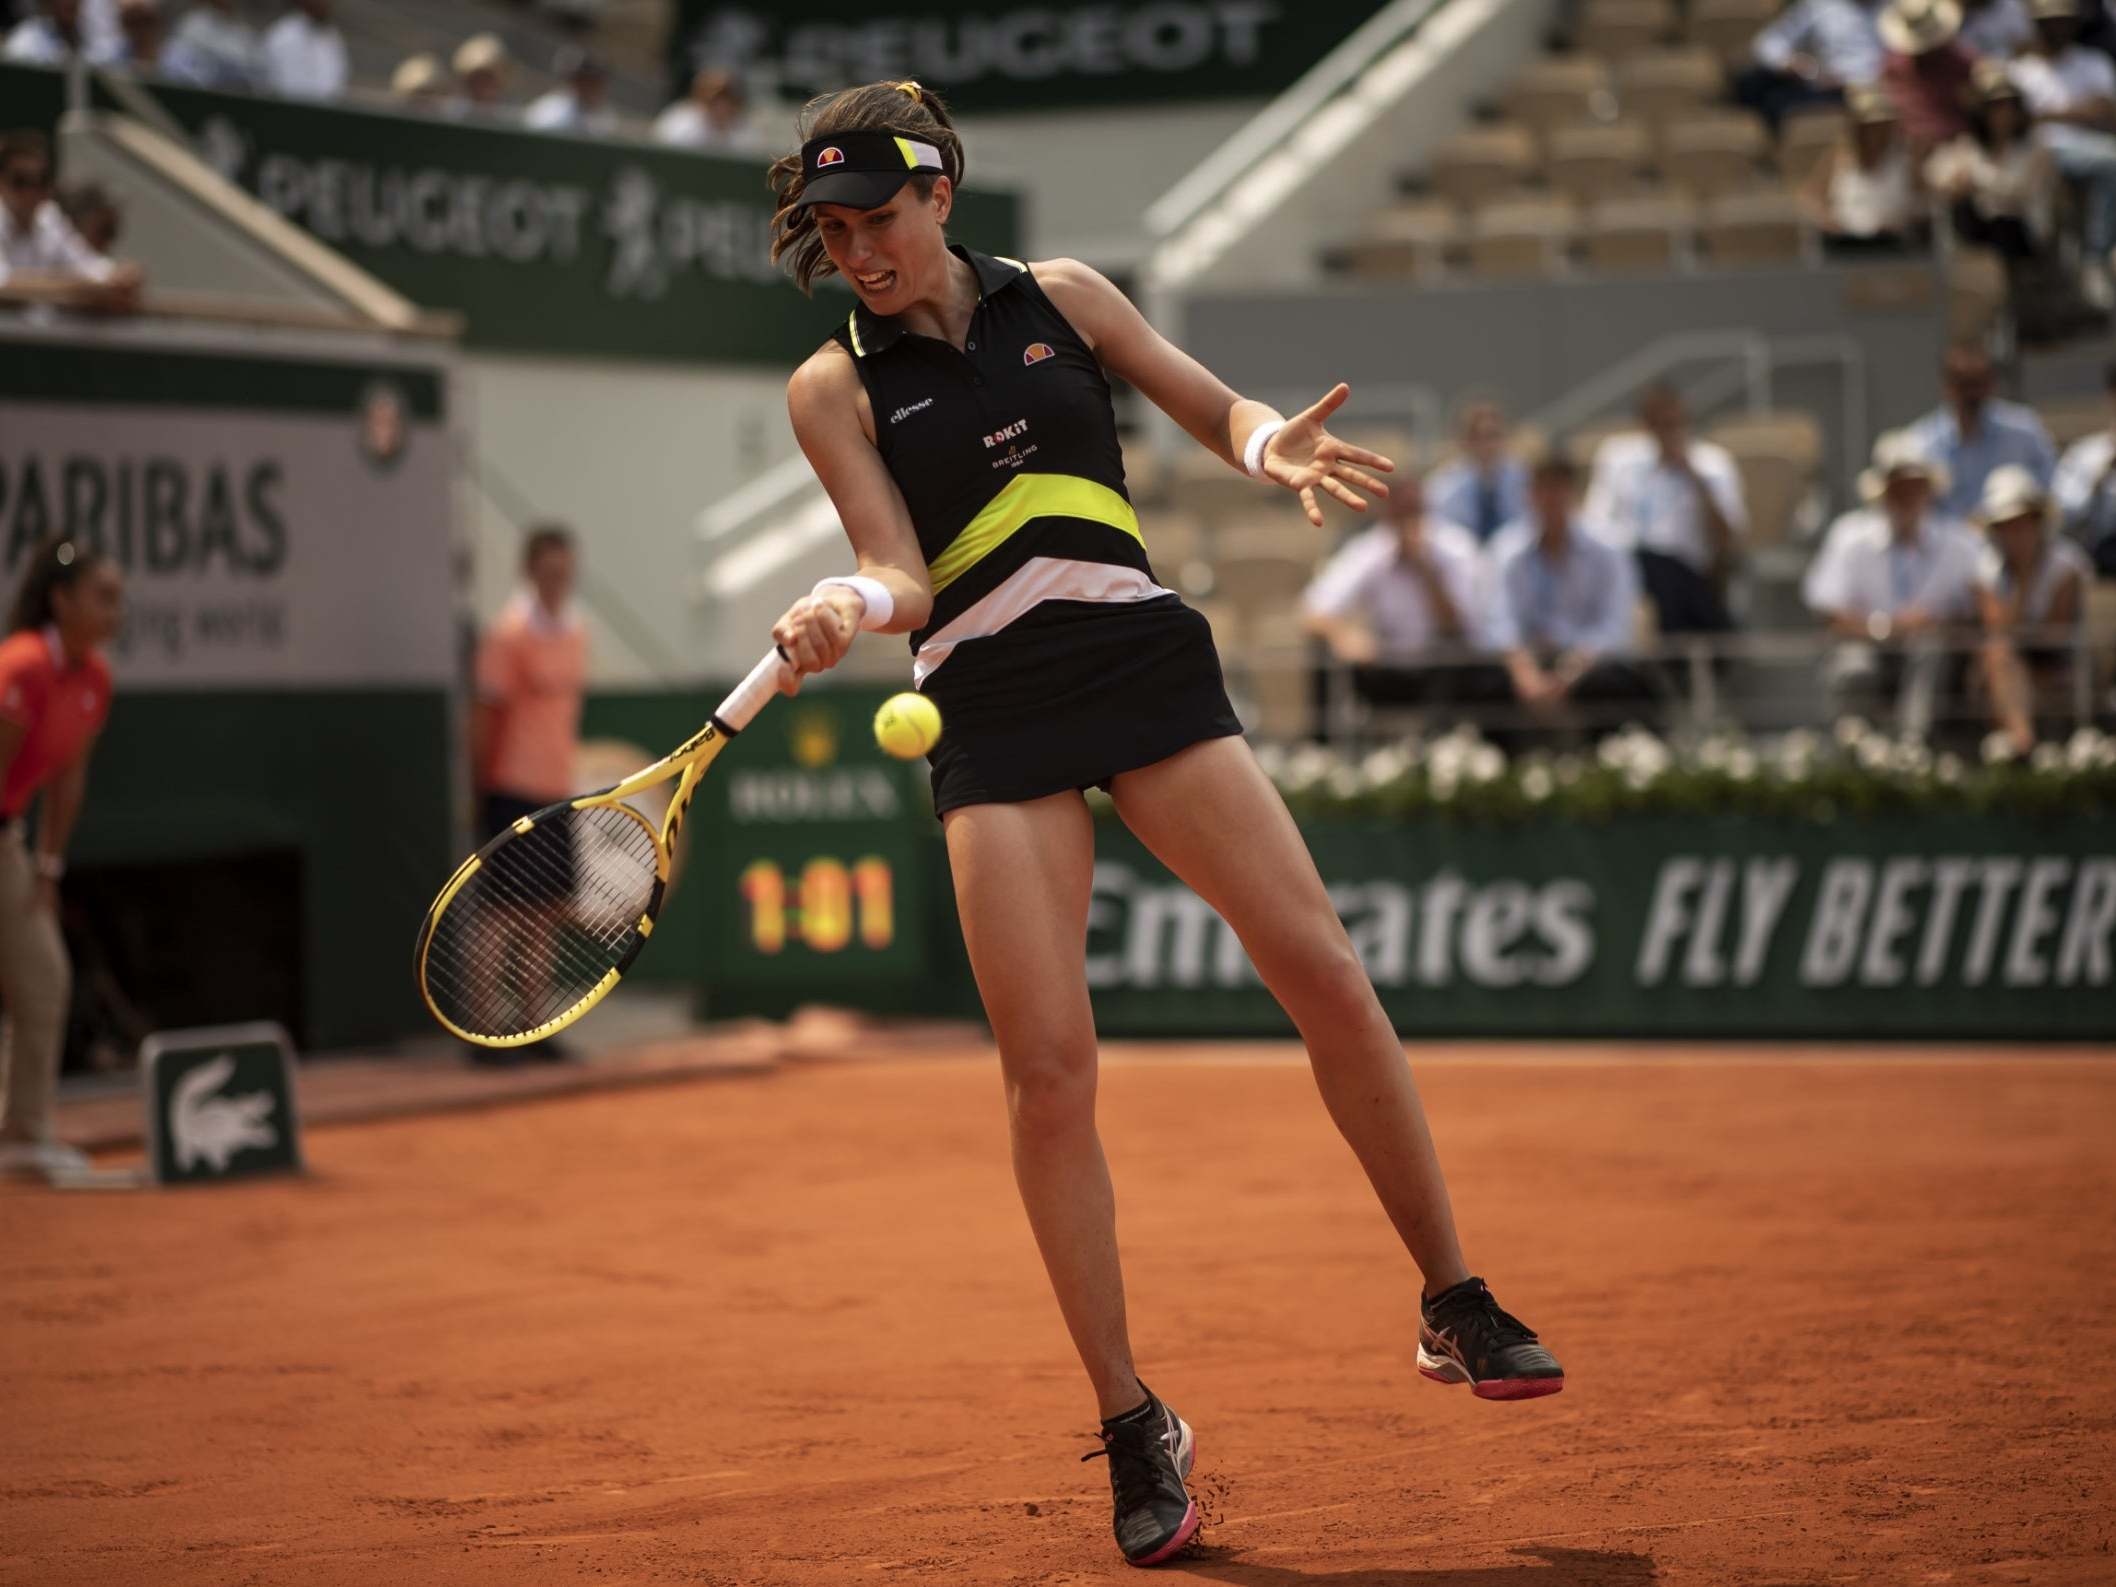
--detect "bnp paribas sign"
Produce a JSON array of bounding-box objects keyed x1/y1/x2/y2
[{"x1": 672, "y1": 2, "x2": 1385, "y2": 111}]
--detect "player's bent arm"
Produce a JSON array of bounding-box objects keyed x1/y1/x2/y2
[
  {"x1": 787, "y1": 350, "x2": 934, "y2": 636},
  {"x1": 1033, "y1": 258, "x2": 1278, "y2": 472}
]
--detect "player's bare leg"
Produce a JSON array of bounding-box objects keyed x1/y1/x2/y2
[
  {"x1": 943, "y1": 790, "x2": 1142, "y2": 1420},
  {"x1": 1112, "y1": 736, "x2": 1468, "y2": 1288},
  {"x1": 1112, "y1": 735, "x2": 1562, "y2": 1398}
]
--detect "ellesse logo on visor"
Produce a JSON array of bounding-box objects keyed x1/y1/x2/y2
[
  {"x1": 816, "y1": 147, "x2": 845, "y2": 167},
  {"x1": 1023, "y1": 343, "x2": 1055, "y2": 365}
]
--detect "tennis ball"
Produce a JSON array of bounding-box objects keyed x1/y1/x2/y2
[{"x1": 874, "y1": 691, "x2": 942, "y2": 759}]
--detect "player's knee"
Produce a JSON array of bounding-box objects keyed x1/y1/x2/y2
[
  {"x1": 1271, "y1": 935, "x2": 1375, "y2": 1027},
  {"x1": 1003, "y1": 1049, "x2": 1097, "y2": 1138}
]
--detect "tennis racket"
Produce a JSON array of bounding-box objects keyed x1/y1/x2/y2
[{"x1": 415, "y1": 647, "x2": 791, "y2": 1047}]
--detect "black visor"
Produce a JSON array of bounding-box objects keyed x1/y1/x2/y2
[{"x1": 792, "y1": 129, "x2": 947, "y2": 211}]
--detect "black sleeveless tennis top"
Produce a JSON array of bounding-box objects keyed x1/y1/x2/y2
[{"x1": 829, "y1": 246, "x2": 1169, "y2": 680}]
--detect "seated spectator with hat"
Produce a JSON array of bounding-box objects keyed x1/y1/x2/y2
[
  {"x1": 1805, "y1": 431, "x2": 1984, "y2": 737},
  {"x1": 1927, "y1": 61, "x2": 2059, "y2": 261},
  {"x1": 448, "y1": 33, "x2": 511, "y2": 119},
  {"x1": 1799, "y1": 85, "x2": 1929, "y2": 253},
  {"x1": 1973, "y1": 464, "x2": 2089, "y2": 751},
  {"x1": 1879, "y1": 0, "x2": 1980, "y2": 154}
]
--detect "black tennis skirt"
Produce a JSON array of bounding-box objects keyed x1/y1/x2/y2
[{"x1": 919, "y1": 594, "x2": 1243, "y2": 818}]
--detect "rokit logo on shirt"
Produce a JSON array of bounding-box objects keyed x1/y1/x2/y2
[
  {"x1": 982, "y1": 417, "x2": 1038, "y2": 471},
  {"x1": 890, "y1": 397, "x2": 934, "y2": 425}
]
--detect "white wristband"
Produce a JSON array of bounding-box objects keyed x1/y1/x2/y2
[
  {"x1": 812, "y1": 574, "x2": 894, "y2": 632},
  {"x1": 1242, "y1": 418, "x2": 1286, "y2": 481}
]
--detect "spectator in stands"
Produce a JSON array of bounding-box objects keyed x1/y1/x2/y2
[
  {"x1": 1300, "y1": 466, "x2": 1491, "y2": 721},
  {"x1": 524, "y1": 46, "x2": 619, "y2": 137},
  {"x1": 388, "y1": 52, "x2": 445, "y2": 108},
  {"x1": 163, "y1": 0, "x2": 260, "y2": 90},
  {"x1": 1907, "y1": 344, "x2": 2057, "y2": 517},
  {"x1": 260, "y1": 0, "x2": 346, "y2": 102},
  {"x1": 4, "y1": 0, "x2": 93, "y2": 63},
  {"x1": 1879, "y1": 0, "x2": 1981, "y2": 153},
  {"x1": 2052, "y1": 358, "x2": 2116, "y2": 574},
  {"x1": 108, "y1": 0, "x2": 163, "y2": 73},
  {"x1": 448, "y1": 33, "x2": 511, "y2": 119},
  {"x1": 1425, "y1": 399, "x2": 1529, "y2": 545},
  {"x1": 1798, "y1": 85, "x2": 1929, "y2": 251},
  {"x1": 654, "y1": 66, "x2": 766, "y2": 153},
  {"x1": 1736, "y1": 0, "x2": 1886, "y2": 131},
  {"x1": 0, "y1": 535, "x2": 122, "y2": 1185},
  {"x1": 0, "y1": 129, "x2": 143, "y2": 311},
  {"x1": 56, "y1": 179, "x2": 119, "y2": 256},
  {"x1": 1487, "y1": 450, "x2": 1658, "y2": 743},
  {"x1": 1973, "y1": 464, "x2": 2089, "y2": 749},
  {"x1": 2013, "y1": 0, "x2": 2116, "y2": 306},
  {"x1": 1927, "y1": 61, "x2": 2058, "y2": 260},
  {"x1": 470, "y1": 524, "x2": 587, "y2": 1066},
  {"x1": 1960, "y1": 0, "x2": 2035, "y2": 54},
  {"x1": 1584, "y1": 382, "x2": 1746, "y2": 636},
  {"x1": 1805, "y1": 430, "x2": 1984, "y2": 736}
]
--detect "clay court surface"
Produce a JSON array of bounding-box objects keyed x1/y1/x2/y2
[{"x1": 4, "y1": 1044, "x2": 2113, "y2": 1586}]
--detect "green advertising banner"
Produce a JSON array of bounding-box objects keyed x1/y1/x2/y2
[
  {"x1": 3, "y1": 63, "x2": 1020, "y2": 364},
  {"x1": 1085, "y1": 817, "x2": 2116, "y2": 1039},
  {"x1": 671, "y1": 1, "x2": 1382, "y2": 111}
]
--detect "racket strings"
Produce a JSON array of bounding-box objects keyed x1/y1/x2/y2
[{"x1": 422, "y1": 805, "x2": 662, "y2": 1040}]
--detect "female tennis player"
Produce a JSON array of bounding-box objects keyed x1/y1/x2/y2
[{"x1": 764, "y1": 82, "x2": 1564, "y2": 1567}]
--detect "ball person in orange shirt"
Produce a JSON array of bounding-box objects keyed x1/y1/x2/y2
[
  {"x1": 0, "y1": 537, "x2": 121, "y2": 1183},
  {"x1": 468, "y1": 525, "x2": 587, "y2": 1061}
]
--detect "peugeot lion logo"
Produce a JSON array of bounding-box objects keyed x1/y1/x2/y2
[
  {"x1": 816, "y1": 146, "x2": 846, "y2": 167},
  {"x1": 1023, "y1": 342, "x2": 1055, "y2": 365}
]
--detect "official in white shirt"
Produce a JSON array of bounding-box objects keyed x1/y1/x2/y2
[
  {"x1": 1973, "y1": 465, "x2": 2090, "y2": 751},
  {"x1": 0, "y1": 129, "x2": 141, "y2": 310},
  {"x1": 1486, "y1": 451, "x2": 1659, "y2": 746},
  {"x1": 1804, "y1": 430, "x2": 1984, "y2": 737},
  {"x1": 260, "y1": 0, "x2": 347, "y2": 101},
  {"x1": 1583, "y1": 382, "x2": 1747, "y2": 635},
  {"x1": 1301, "y1": 467, "x2": 1495, "y2": 730}
]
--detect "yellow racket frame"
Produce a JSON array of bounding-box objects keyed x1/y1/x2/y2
[{"x1": 413, "y1": 648, "x2": 788, "y2": 1047}]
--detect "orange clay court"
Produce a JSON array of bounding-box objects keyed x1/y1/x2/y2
[{"x1": 4, "y1": 1042, "x2": 2113, "y2": 1587}]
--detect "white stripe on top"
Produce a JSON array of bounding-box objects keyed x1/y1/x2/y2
[{"x1": 912, "y1": 556, "x2": 1173, "y2": 686}]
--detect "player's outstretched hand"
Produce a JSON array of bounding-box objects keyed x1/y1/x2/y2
[
  {"x1": 1260, "y1": 383, "x2": 1396, "y2": 528},
  {"x1": 770, "y1": 587, "x2": 864, "y2": 694}
]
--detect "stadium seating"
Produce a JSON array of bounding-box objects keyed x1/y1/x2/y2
[
  {"x1": 1429, "y1": 126, "x2": 1540, "y2": 207},
  {"x1": 1502, "y1": 57, "x2": 1618, "y2": 144},
  {"x1": 1703, "y1": 410, "x2": 1825, "y2": 549},
  {"x1": 1700, "y1": 190, "x2": 1809, "y2": 266},
  {"x1": 1468, "y1": 194, "x2": 1580, "y2": 278},
  {"x1": 1577, "y1": 0, "x2": 1680, "y2": 59},
  {"x1": 1777, "y1": 108, "x2": 1844, "y2": 187},
  {"x1": 1659, "y1": 112, "x2": 1772, "y2": 199},
  {"x1": 1688, "y1": 0, "x2": 1780, "y2": 67},
  {"x1": 1546, "y1": 122, "x2": 1655, "y2": 205},
  {"x1": 1583, "y1": 193, "x2": 1698, "y2": 271},
  {"x1": 1615, "y1": 49, "x2": 1725, "y2": 133}
]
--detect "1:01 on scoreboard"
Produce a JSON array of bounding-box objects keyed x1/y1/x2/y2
[{"x1": 738, "y1": 856, "x2": 895, "y2": 953}]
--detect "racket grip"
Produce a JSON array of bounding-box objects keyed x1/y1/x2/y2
[{"x1": 712, "y1": 645, "x2": 794, "y2": 734}]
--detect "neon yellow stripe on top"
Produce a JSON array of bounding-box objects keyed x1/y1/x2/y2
[
  {"x1": 893, "y1": 136, "x2": 921, "y2": 169},
  {"x1": 927, "y1": 474, "x2": 1141, "y2": 595}
]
